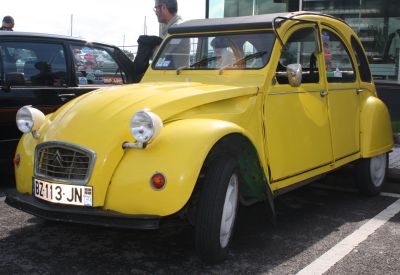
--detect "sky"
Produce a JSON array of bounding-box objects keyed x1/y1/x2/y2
[{"x1": 2, "y1": 0, "x2": 206, "y2": 51}]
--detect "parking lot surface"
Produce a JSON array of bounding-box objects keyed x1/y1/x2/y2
[{"x1": 1, "y1": 175, "x2": 400, "y2": 274}]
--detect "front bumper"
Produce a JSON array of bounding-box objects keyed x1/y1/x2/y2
[{"x1": 5, "y1": 190, "x2": 161, "y2": 229}]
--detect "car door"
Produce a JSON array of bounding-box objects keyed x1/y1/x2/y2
[
  {"x1": 321, "y1": 28, "x2": 360, "y2": 160},
  {"x1": 67, "y1": 43, "x2": 134, "y2": 97},
  {"x1": 265, "y1": 25, "x2": 333, "y2": 183},
  {"x1": 0, "y1": 39, "x2": 71, "y2": 180}
]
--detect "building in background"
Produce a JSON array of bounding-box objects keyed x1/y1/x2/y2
[
  {"x1": 206, "y1": 0, "x2": 400, "y2": 82},
  {"x1": 206, "y1": 0, "x2": 400, "y2": 127}
]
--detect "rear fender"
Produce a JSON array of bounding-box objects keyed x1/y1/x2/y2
[{"x1": 360, "y1": 96, "x2": 393, "y2": 157}]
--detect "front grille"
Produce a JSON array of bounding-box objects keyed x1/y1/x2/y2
[{"x1": 35, "y1": 142, "x2": 96, "y2": 185}]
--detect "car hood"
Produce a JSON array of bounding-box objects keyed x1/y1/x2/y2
[
  {"x1": 35, "y1": 81, "x2": 258, "y2": 205},
  {"x1": 40, "y1": 80, "x2": 259, "y2": 157},
  {"x1": 48, "y1": 81, "x2": 258, "y2": 135}
]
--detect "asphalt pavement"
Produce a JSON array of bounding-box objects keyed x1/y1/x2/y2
[
  {"x1": 389, "y1": 144, "x2": 400, "y2": 178},
  {"x1": 1, "y1": 147, "x2": 400, "y2": 273},
  {"x1": 385, "y1": 144, "x2": 400, "y2": 194},
  {"x1": 1, "y1": 179, "x2": 399, "y2": 274}
]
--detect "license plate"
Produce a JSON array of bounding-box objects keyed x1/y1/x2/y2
[{"x1": 33, "y1": 178, "x2": 93, "y2": 206}]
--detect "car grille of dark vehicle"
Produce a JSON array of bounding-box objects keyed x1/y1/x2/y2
[{"x1": 35, "y1": 142, "x2": 96, "y2": 185}]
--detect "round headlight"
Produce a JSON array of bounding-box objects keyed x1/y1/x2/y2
[
  {"x1": 16, "y1": 106, "x2": 45, "y2": 133},
  {"x1": 130, "y1": 111, "x2": 163, "y2": 144}
]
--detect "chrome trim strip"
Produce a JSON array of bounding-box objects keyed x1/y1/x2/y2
[
  {"x1": 0, "y1": 138, "x2": 20, "y2": 143},
  {"x1": 327, "y1": 87, "x2": 359, "y2": 91},
  {"x1": 269, "y1": 90, "x2": 323, "y2": 95},
  {"x1": 269, "y1": 87, "x2": 360, "y2": 95},
  {"x1": 34, "y1": 141, "x2": 96, "y2": 185}
]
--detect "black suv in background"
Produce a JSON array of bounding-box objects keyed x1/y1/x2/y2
[{"x1": 0, "y1": 32, "x2": 136, "y2": 185}]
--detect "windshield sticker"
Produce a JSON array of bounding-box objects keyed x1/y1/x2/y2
[
  {"x1": 162, "y1": 60, "x2": 171, "y2": 67},
  {"x1": 156, "y1": 57, "x2": 165, "y2": 67}
]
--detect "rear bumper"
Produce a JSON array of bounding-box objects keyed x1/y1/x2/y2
[{"x1": 5, "y1": 190, "x2": 161, "y2": 229}]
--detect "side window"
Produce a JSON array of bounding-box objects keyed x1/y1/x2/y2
[
  {"x1": 322, "y1": 30, "x2": 355, "y2": 83},
  {"x1": 0, "y1": 46, "x2": 22, "y2": 77},
  {"x1": 276, "y1": 27, "x2": 319, "y2": 84},
  {"x1": 351, "y1": 36, "x2": 372, "y2": 83},
  {"x1": 0, "y1": 42, "x2": 68, "y2": 87},
  {"x1": 71, "y1": 45, "x2": 126, "y2": 85}
]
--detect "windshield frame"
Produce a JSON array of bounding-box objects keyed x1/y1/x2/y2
[{"x1": 152, "y1": 30, "x2": 276, "y2": 71}]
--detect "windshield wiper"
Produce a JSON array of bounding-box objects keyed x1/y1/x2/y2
[
  {"x1": 191, "y1": 56, "x2": 218, "y2": 68},
  {"x1": 176, "y1": 65, "x2": 189, "y2": 75},
  {"x1": 218, "y1": 51, "x2": 268, "y2": 75},
  {"x1": 176, "y1": 56, "x2": 218, "y2": 75},
  {"x1": 177, "y1": 51, "x2": 267, "y2": 75},
  {"x1": 233, "y1": 51, "x2": 268, "y2": 66}
]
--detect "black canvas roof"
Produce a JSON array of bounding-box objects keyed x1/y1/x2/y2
[{"x1": 169, "y1": 11, "x2": 317, "y2": 34}]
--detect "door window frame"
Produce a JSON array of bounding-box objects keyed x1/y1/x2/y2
[{"x1": 320, "y1": 26, "x2": 357, "y2": 84}]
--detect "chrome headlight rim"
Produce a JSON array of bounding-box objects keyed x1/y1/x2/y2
[
  {"x1": 16, "y1": 105, "x2": 45, "y2": 134},
  {"x1": 129, "y1": 110, "x2": 163, "y2": 144}
]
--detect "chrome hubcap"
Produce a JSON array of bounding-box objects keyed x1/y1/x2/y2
[
  {"x1": 370, "y1": 154, "x2": 386, "y2": 187},
  {"x1": 220, "y1": 173, "x2": 239, "y2": 248}
]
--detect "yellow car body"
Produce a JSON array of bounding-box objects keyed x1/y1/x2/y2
[{"x1": 7, "y1": 12, "x2": 393, "y2": 263}]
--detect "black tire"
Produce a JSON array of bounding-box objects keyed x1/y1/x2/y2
[
  {"x1": 195, "y1": 156, "x2": 239, "y2": 264},
  {"x1": 355, "y1": 153, "x2": 388, "y2": 196}
]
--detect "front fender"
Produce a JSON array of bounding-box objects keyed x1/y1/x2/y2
[
  {"x1": 105, "y1": 119, "x2": 245, "y2": 216},
  {"x1": 360, "y1": 96, "x2": 393, "y2": 157}
]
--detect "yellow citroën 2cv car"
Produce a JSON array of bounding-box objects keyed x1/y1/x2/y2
[{"x1": 7, "y1": 12, "x2": 393, "y2": 263}]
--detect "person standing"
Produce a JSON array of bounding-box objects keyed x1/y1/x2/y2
[
  {"x1": 154, "y1": 0, "x2": 182, "y2": 39},
  {"x1": 0, "y1": 16, "x2": 14, "y2": 31}
]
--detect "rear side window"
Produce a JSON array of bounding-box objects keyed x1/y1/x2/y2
[
  {"x1": 71, "y1": 45, "x2": 125, "y2": 85},
  {"x1": 322, "y1": 29, "x2": 356, "y2": 83},
  {"x1": 0, "y1": 42, "x2": 68, "y2": 87},
  {"x1": 351, "y1": 36, "x2": 372, "y2": 83}
]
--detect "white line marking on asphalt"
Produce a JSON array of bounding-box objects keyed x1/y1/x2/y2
[
  {"x1": 311, "y1": 183, "x2": 400, "y2": 198},
  {"x1": 0, "y1": 197, "x2": 5, "y2": 202},
  {"x1": 381, "y1": 192, "x2": 400, "y2": 198},
  {"x1": 296, "y1": 198, "x2": 400, "y2": 275}
]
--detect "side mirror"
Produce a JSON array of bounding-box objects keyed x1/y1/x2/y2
[
  {"x1": 287, "y1": 63, "x2": 302, "y2": 87},
  {"x1": 5, "y1": 72, "x2": 25, "y2": 86}
]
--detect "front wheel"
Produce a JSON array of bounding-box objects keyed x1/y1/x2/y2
[
  {"x1": 355, "y1": 153, "x2": 388, "y2": 196},
  {"x1": 195, "y1": 156, "x2": 239, "y2": 264}
]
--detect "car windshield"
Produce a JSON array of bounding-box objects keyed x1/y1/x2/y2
[{"x1": 153, "y1": 31, "x2": 275, "y2": 70}]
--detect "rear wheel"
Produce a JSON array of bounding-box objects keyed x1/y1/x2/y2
[
  {"x1": 195, "y1": 156, "x2": 239, "y2": 264},
  {"x1": 355, "y1": 153, "x2": 388, "y2": 196}
]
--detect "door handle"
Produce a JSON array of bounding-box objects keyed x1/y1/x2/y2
[
  {"x1": 58, "y1": 93, "x2": 76, "y2": 97},
  {"x1": 356, "y1": 89, "x2": 363, "y2": 94},
  {"x1": 320, "y1": 90, "x2": 328, "y2": 97}
]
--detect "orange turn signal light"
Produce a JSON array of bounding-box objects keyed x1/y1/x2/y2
[
  {"x1": 150, "y1": 173, "x2": 166, "y2": 190},
  {"x1": 13, "y1": 154, "x2": 21, "y2": 168}
]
